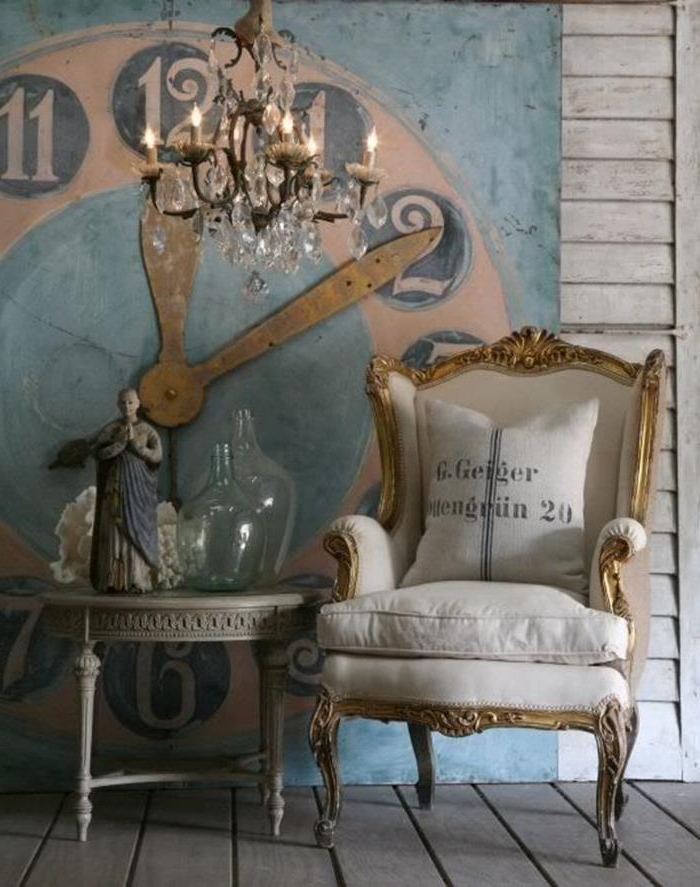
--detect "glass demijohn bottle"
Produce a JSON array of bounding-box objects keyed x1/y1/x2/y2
[
  {"x1": 230, "y1": 409, "x2": 296, "y2": 586},
  {"x1": 177, "y1": 442, "x2": 265, "y2": 591}
]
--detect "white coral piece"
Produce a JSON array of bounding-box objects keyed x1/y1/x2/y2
[
  {"x1": 156, "y1": 501, "x2": 183, "y2": 589},
  {"x1": 50, "y1": 486, "x2": 96, "y2": 584},
  {"x1": 51, "y1": 487, "x2": 183, "y2": 590}
]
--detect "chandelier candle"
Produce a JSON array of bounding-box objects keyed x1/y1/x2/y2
[
  {"x1": 143, "y1": 126, "x2": 158, "y2": 169},
  {"x1": 190, "y1": 104, "x2": 202, "y2": 146},
  {"x1": 363, "y1": 128, "x2": 378, "y2": 170}
]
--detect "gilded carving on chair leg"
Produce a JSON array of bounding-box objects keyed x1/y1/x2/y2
[
  {"x1": 596, "y1": 698, "x2": 629, "y2": 868},
  {"x1": 615, "y1": 703, "x2": 639, "y2": 822},
  {"x1": 309, "y1": 686, "x2": 342, "y2": 848}
]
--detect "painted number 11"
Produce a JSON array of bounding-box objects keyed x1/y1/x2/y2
[{"x1": 0, "y1": 86, "x2": 58, "y2": 182}]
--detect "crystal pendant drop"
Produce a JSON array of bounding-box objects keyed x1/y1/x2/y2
[
  {"x1": 192, "y1": 209, "x2": 205, "y2": 243},
  {"x1": 367, "y1": 193, "x2": 388, "y2": 229},
  {"x1": 262, "y1": 102, "x2": 282, "y2": 135},
  {"x1": 208, "y1": 45, "x2": 219, "y2": 74},
  {"x1": 254, "y1": 69, "x2": 272, "y2": 102},
  {"x1": 151, "y1": 225, "x2": 168, "y2": 254},
  {"x1": 266, "y1": 165, "x2": 284, "y2": 188},
  {"x1": 279, "y1": 76, "x2": 295, "y2": 110},
  {"x1": 348, "y1": 223, "x2": 368, "y2": 260},
  {"x1": 242, "y1": 271, "x2": 270, "y2": 303},
  {"x1": 310, "y1": 171, "x2": 322, "y2": 204},
  {"x1": 138, "y1": 182, "x2": 149, "y2": 223},
  {"x1": 344, "y1": 178, "x2": 361, "y2": 214},
  {"x1": 288, "y1": 46, "x2": 299, "y2": 79},
  {"x1": 253, "y1": 173, "x2": 268, "y2": 207},
  {"x1": 231, "y1": 197, "x2": 252, "y2": 227},
  {"x1": 169, "y1": 172, "x2": 188, "y2": 212},
  {"x1": 298, "y1": 220, "x2": 315, "y2": 256},
  {"x1": 257, "y1": 33, "x2": 273, "y2": 65}
]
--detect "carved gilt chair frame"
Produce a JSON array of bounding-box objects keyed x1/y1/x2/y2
[{"x1": 310, "y1": 327, "x2": 665, "y2": 867}]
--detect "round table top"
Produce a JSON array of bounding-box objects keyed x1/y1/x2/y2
[
  {"x1": 41, "y1": 585, "x2": 327, "y2": 611},
  {"x1": 41, "y1": 585, "x2": 328, "y2": 642}
]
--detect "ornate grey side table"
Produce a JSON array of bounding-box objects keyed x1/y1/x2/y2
[{"x1": 41, "y1": 586, "x2": 322, "y2": 842}]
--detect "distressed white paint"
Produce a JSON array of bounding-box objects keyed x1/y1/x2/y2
[
  {"x1": 674, "y1": 0, "x2": 700, "y2": 781},
  {"x1": 563, "y1": 120, "x2": 673, "y2": 159},
  {"x1": 563, "y1": 5, "x2": 674, "y2": 38},
  {"x1": 561, "y1": 284, "x2": 674, "y2": 325},
  {"x1": 563, "y1": 76, "x2": 673, "y2": 119},
  {"x1": 561, "y1": 242, "x2": 674, "y2": 283},
  {"x1": 561, "y1": 201, "x2": 672, "y2": 242},
  {"x1": 651, "y1": 575, "x2": 677, "y2": 618},
  {"x1": 563, "y1": 34, "x2": 673, "y2": 77},
  {"x1": 558, "y1": 2, "x2": 682, "y2": 780}
]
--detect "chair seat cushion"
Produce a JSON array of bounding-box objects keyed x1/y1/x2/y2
[
  {"x1": 321, "y1": 654, "x2": 630, "y2": 712},
  {"x1": 317, "y1": 581, "x2": 628, "y2": 665}
]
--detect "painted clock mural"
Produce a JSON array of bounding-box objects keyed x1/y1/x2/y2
[{"x1": 0, "y1": 1, "x2": 561, "y2": 787}]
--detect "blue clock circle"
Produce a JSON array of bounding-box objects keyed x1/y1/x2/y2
[{"x1": 0, "y1": 187, "x2": 373, "y2": 560}]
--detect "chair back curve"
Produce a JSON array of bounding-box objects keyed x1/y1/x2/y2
[{"x1": 366, "y1": 327, "x2": 667, "y2": 583}]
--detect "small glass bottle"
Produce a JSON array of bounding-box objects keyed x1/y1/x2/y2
[
  {"x1": 230, "y1": 409, "x2": 296, "y2": 586},
  {"x1": 177, "y1": 442, "x2": 265, "y2": 591}
]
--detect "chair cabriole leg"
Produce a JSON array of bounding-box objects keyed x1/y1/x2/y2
[
  {"x1": 408, "y1": 722, "x2": 435, "y2": 810},
  {"x1": 309, "y1": 686, "x2": 342, "y2": 848},
  {"x1": 595, "y1": 699, "x2": 629, "y2": 867},
  {"x1": 614, "y1": 703, "x2": 639, "y2": 821}
]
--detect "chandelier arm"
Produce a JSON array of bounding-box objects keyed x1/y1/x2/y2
[
  {"x1": 270, "y1": 42, "x2": 288, "y2": 71},
  {"x1": 237, "y1": 119, "x2": 255, "y2": 206},
  {"x1": 314, "y1": 210, "x2": 349, "y2": 223},
  {"x1": 211, "y1": 28, "x2": 244, "y2": 71}
]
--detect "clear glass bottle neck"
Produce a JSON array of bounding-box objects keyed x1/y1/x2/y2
[
  {"x1": 231, "y1": 408, "x2": 259, "y2": 453},
  {"x1": 209, "y1": 443, "x2": 235, "y2": 486}
]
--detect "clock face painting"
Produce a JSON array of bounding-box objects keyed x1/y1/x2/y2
[{"x1": 0, "y1": 3, "x2": 561, "y2": 786}]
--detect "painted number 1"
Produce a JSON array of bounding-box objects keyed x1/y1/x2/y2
[{"x1": 0, "y1": 86, "x2": 58, "y2": 183}]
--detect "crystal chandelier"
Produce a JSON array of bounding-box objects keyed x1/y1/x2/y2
[{"x1": 139, "y1": 0, "x2": 388, "y2": 292}]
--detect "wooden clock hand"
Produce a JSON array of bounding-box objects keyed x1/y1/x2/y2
[
  {"x1": 140, "y1": 202, "x2": 200, "y2": 365},
  {"x1": 139, "y1": 226, "x2": 440, "y2": 427}
]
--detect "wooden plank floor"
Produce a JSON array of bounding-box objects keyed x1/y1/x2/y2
[{"x1": 1, "y1": 782, "x2": 699, "y2": 887}]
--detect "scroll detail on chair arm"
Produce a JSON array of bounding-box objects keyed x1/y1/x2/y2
[
  {"x1": 592, "y1": 518, "x2": 648, "y2": 659},
  {"x1": 324, "y1": 515, "x2": 408, "y2": 602}
]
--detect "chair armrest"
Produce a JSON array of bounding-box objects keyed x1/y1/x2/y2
[
  {"x1": 589, "y1": 518, "x2": 649, "y2": 682},
  {"x1": 324, "y1": 515, "x2": 409, "y2": 602}
]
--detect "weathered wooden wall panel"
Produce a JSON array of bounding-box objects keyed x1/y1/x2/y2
[{"x1": 559, "y1": 2, "x2": 681, "y2": 780}]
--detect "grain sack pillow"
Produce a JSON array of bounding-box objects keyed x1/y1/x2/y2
[{"x1": 401, "y1": 397, "x2": 599, "y2": 592}]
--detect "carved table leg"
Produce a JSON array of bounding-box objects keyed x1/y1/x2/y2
[
  {"x1": 74, "y1": 642, "x2": 101, "y2": 842},
  {"x1": 259, "y1": 640, "x2": 288, "y2": 836},
  {"x1": 408, "y1": 723, "x2": 435, "y2": 810},
  {"x1": 258, "y1": 655, "x2": 269, "y2": 805},
  {"x1": 595, "y1": 699, "x2": 628, "y2": 867},
  {"x1": 309, "y1": 686, "x2": 342, "y2": 849}
]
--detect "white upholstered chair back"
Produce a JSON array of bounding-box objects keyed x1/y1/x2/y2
[{"x1": 366, "y1": 329, "x2": 665, "y2": 589}]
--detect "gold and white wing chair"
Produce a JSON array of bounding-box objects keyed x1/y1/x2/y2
[{"x1": 309, "y1": 327, "x2": 665, "y2": 867}]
